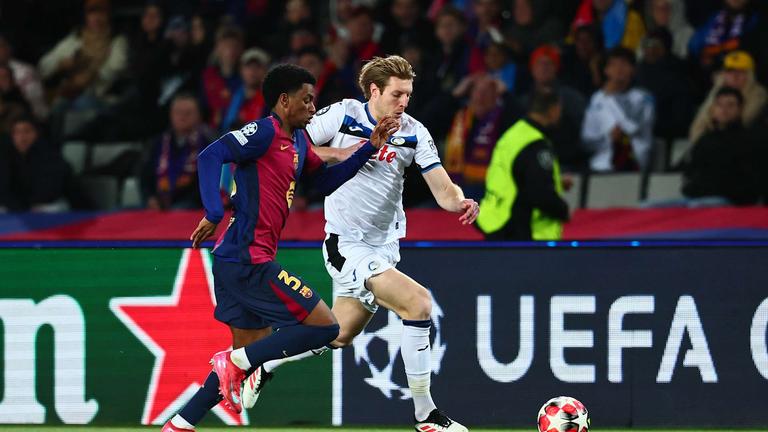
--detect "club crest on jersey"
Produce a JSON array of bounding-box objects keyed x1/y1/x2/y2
[
  {"x1": 390, "y1": 136, "x2": 405, "y2": 145},
  {"x1": 240, "y1": 122, "x2": 258, "y2": 136}
]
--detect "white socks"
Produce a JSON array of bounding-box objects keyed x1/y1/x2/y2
[
  {"x1": 230, "y1": 348, "x2": 251, "y2": 371},
  {"x1": 401, "y1": 320, "x2": 436, "y2": 421},
  {"x1": 171, "y1": 414, "x2": 195, "y2": 430},
  {"x1": 262, "y1": 346, "x2": 330, "y2": 373}
]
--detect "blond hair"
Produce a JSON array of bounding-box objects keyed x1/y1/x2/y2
[{"x1": 358, "y1": 56, "x2": 416, "y2": 99}]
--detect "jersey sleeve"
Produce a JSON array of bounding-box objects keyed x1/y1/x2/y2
[
  {"x1": 222, "y1": 118, "x2": 276, "y2": 162},
  {"x1": 302, "y1": 136, "x2": 326, "y2": 176},
  {"x1": 414, "y1": 124, "x2": 442, "y2": 173},
  {"x1": 306, "y1": 101, "x2": 345, "y2": 145}
]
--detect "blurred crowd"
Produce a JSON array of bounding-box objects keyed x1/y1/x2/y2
[{"x1": 1, "y1": 0, "x2": 767, "y2": 213}]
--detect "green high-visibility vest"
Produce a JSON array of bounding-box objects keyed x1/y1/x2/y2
[{"x1": 477, "y1": 119, "x2": 563, "y2": 240}]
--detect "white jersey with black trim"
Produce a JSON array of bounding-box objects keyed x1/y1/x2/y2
[{"x1": 306, "y1": 99, "x2": 442, "y2": 245}]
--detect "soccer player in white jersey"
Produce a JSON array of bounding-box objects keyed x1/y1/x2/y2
[{"x1": 244, "y1": 56, "x2": 479, "y2": 432}]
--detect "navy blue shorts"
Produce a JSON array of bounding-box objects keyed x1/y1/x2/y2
[{"x1": 212, "y1": 258, "x2": 321, "y2": 329}]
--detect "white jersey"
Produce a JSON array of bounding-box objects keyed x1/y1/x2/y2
[{"x1": 306, "y1": 99, "x2": 442, "y2": 245}]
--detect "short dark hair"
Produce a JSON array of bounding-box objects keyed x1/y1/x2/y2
[
  {"x1": 716, "y1": 86, "x2": 744, "y2": 106},
  {"x1": 606, "y1": 46, "x2": 636, "y2": 66},
  {"x1": 263, "y1": 64, "x2": 316, "y2": 108},
  {"x1": 529, "y1": 87, "x2": 561, "y2": 114},
  {"x1": 10, "y1": 114, "x2": 38, "y2": 131}
]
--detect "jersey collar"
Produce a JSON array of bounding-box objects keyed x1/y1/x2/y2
[{"x1": 363, "y1": 103, "x2": 377, "y2": 125}]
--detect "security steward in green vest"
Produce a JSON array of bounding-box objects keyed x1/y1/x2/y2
[{"x1": 477, "y1": 88, "x2": 569, "y2": 240}]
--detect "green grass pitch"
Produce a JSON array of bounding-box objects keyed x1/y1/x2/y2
[{"x1": 0, "y1": 428, "x2": 764, "y2": 432}]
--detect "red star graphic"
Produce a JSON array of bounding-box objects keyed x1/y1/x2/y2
[{"x1": 110, "y1": 249, "x2": 248, "y2": 425}]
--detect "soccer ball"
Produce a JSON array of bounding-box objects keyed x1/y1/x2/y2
[{"x1": 537, "y1": 396, "x2": 589, "y2": 432}]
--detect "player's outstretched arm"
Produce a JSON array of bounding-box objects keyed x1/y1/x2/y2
[
  {"x1": 423, "y1": 166, "x2": 479, "y2": 225},
  {"x1": 191, "y1": 137, "x2": 236, "y2": 247},
  {"x1": 308, "y1": 116, "x2": 400, "y2": 196}
]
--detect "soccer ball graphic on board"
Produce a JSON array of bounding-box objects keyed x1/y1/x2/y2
[{"x1": 537, "y1": 396, "x2": 590, "y2": 432}]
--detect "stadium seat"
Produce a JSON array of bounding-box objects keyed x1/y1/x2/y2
[
  {"x1": 585, "y1": 173, "x2": 642, "y2": 208},
  {"x1": 669, "y1": 138, "x2": 690, "y2": 168},
  {"x1": 62, "y1": 141, "x2": 87, "y2": 174},
  {"x1": 81, "y1": 176, "x2": 120, "y2": 210},
  {"x1": 90, "y1": 141, "x2": 143, "y2": 169},
  {"x1": 645, "y1": 173, "x2": 684, "y2": 202},
  {"x1": 120, "y1": 177, "x2": 142, "y2": 208}
]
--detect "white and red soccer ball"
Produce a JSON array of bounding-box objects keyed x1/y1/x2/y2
[{"x1": 537, "y1": 396, "x2": 590, "y2": 432}]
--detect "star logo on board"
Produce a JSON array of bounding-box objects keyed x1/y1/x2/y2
[{"x1": 110, "y1": 249, "x2": 249, "y2": 426}]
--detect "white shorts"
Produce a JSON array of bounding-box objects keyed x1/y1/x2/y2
[{"x1": 321, "y1": 233, "x2": 400, "y2": 313}]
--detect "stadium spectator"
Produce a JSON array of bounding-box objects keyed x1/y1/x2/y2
[
  {"x1": 127, "y1": 2, "x2": 168, "y2": 113},
  {"x1": 681, "y1": 87, "x2": 760, "y2": 205},
  {"x1": 570, "y1": 0, "x2": 646, "y2": 51},
  {"x1": 160, "y1": 15, "x2": 209, "y2": 104},
  {"x1": 201, "y1": 25, "x2": 244, "y2": 130},
  {"x1": 688, "y1": 0, "x2": 761, "y2": 73},
  {"x1": 0, "y1": 64, "x2": 33, "y2": 136},
  {"x1": 264, "y1": 0, "x2": 315, "y2": 60},
  {"x1": 561, "y1": 24, "x2": 604, "y2": 98},
  {"x1": 518, "y1": 45, "x2": 589, "y2": 171},
  {"x1": 0, "y1": 116, "x2": 75, "y2": 212},
  {"x1": 581, "y1": 47, "x2": 654, "y2": 172},
  {"x1": 642, "y1": 0, "x2": 694, "y2": 59},
  {"x1": 426, "y1": 6, "x2": 472, "y2": 95},
  {"x1": 380, "y1": 0, "x2": 437, "y2": 55},
  {"x1": 219, "y1": 48, "x2": 269, "y2": 134},
  {"x1": 0, "y1": 35, "x2": 48, "y2": 119},
  {"x1": 468, "y1": 0, "x2": 504, "y2": 73},
  {"x1": 689, "y1": 50, "x2": 767, "y2": 143},
  {"x1": 477, "y1": 88, "x2": 569, "y2": 240},
  {"x1": 295, "y1": 46, "x2": 350, "y2": 109},
  {"x1": 331, "y1": 6, "x2": 383, "y2": 99},
  {"x1": 141, "y1": 93, "x2": 213, "y2": 210},
  {"x1": 38, "y1": 0, "x2": 128, "y2": 141},
  {"x1": 444, "y1": 74, "x2": 518, "y2": 200},
  {"x1": 502, "y1": 0, "x2": 564, "y2": 59},
  {"x1": 483, "y1": 41, "x2": 517, "y2": 93},
  {"x1": 635, "y1": 28, "x2": 694, "y2": 139}
]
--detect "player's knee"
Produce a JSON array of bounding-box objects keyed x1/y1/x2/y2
[
  {"x1": 315, "y1": 323, "x2": 340, "y2": 347},
  {"x1": 400, "y1": 286, "x2": 432, "y2": 320},
  {"x1": 332, "y1": 328, "x2": 356, "y2": 347}
]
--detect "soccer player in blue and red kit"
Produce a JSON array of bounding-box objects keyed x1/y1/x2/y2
[{"x1": 162, "y1": 64, "x2": 399, "y2": 431}]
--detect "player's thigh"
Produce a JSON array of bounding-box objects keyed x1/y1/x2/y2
[
  {"x1": 331, "y1": 296, "x2": 375, "y2": 346},
  {"x1": 230, "y1": 326, "x2": 271, "y2": 349},
  {"x1": 366, "y1": 267, "x2": 431, "y2": 319}
]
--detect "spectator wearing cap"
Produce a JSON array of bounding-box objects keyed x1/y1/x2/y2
[
  {"x1": 219, "y1": 48, "x2": 270, "y2": 134},
  {"x1": 581, "y1": 47, "x2": 655, "y2": 172},
  {"x1": 518, "y1": 44, "x2": 589, "y2": 171},
  {"x1": 201, "y1": 25, "x2": 244, "y2": 131},
  {"x1": 636, "y1": 27, "x2": 694, "y2": 139},
  {"x1": 689, "y1": 50, "x2": 767, "y2": 143},
  {"x1": 38, "y1": 0, "x2": 128, "y2": 140},
  {"x1": 0, "y1": 35, "x2": 48, "y2": 119}
]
